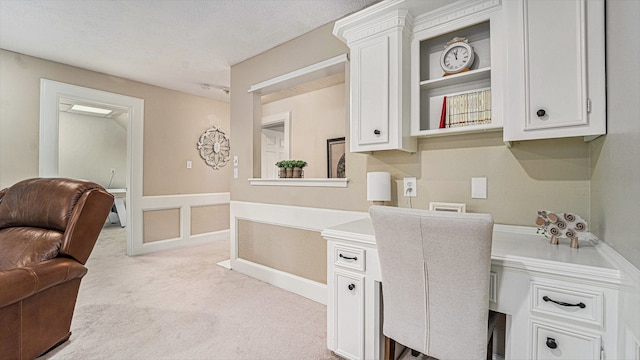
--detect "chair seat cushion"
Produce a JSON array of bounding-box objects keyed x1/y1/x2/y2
[{"x1": 0, "y1": 228, "x2": 63, "y2": 271}]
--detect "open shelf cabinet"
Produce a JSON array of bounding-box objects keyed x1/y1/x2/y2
[{"x1": 411, "y1": 4, "x2": 504, "y2": 137}]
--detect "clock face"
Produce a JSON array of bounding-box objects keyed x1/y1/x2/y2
[{"x1": 440, "y1": 42, "x2": 475, "y2": 74}]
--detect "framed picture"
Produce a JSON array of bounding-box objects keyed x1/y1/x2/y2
[
  {"x1": 429, "y1": 202, "x2": 466, "y2": 213},
  {"x1": 327, "y1": 137, "x2": 346, "y2": 178}
]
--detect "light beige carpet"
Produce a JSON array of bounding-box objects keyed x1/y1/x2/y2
[{"x1": 40, "y1": 223, "x2": 339, "y2": 360}]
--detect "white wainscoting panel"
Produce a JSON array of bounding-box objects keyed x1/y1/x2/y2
[
  {"x1": 229, "y1": 201, "x2": 368, "y2": 304},
  {"x1": 130, "y1": 192, "x2": 230, "y2": 255}
]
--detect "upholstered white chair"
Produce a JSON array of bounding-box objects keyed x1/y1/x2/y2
[{"x1": 369, "y1": 206, "x2": 496, "y2": 360}]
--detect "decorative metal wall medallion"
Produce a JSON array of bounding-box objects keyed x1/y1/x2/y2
[{"x1": 197, "y1": 126, "x2": 230, "y2": 170}]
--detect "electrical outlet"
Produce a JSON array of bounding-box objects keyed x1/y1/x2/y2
[
  {"x1": 403, "y1": 177, "x2": 417, "y2": 197},
  {"x1": 233, "y1": 168, "x2": 238, "y2": 179}
]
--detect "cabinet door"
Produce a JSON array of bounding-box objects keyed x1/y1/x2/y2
[
  {"x1": 334, "y1": 271, "x2": 364, "y2": 360},
  {"x1": 525, "y1": 0, "x2": 586, "y2": 131},
  {"x1": 531, "y1": 320, "x2": 601, "y2": 360},
  {"x1": 336, "y1": 9, "x2": 415, "y2": 153},
  {"x1": 351, "y1": 36, "x2": 390, "y2": 150},
  {"x1": 504, "y1": 0, "x2": 605, "y2": 141}
]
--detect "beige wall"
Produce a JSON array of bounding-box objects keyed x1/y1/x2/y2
[
  {"x1": 230, "y1": 23, "x2": 366, "y2": 210},
  {"x1": 143, "y1": 209, "x2": 181, "y2": 243},
  {"x1": 191, "y1": 204, "x2": 230, "y2": 235},
  {"x1": 262, "y1": 83, "x2": 345, "y2": 178},
  {"x1": 372, "y1": 133, "x2": 590, "y2": 225},
  {"x1": 0, "y1": 49, "x2": 231, "y2": 239},
  {"x1": 231, "y1": 22, "x2": 595, "y2": 282},
  {"x1": 590, "y1": 1, "x2": 640, "y2": 269},
  {"x1": 230, "y1": 23, "x2": 591, "y2": 221},
  {"x1": 0, "y1": 49, "x2": 230, "y2": 196},
  {"x1": 142, "y1": 86, "x2": 231, "y2": 196}
]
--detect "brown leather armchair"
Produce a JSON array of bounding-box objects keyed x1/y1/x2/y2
[{"x1": 0, "y1": 178, "x2": 113, "y2": 360}]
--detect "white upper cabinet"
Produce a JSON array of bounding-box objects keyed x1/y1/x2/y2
[
  {"x1": 410, "y1": 0, "x2": 505, "y2": 137},
  {"x1": 334, "y1": 0, "x2": 604, "y2": 149},
  {"x1": 335, "y1": 0, "x2": 505, "y2": 152},
  {"x1": 503, "y1": 0, "x2": 606, "y2": 142},
  {"x1": 334, "y1": 5, "x2": 417, "y2": 153}
]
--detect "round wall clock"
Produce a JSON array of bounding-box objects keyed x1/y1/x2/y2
[
  {"x1": 440, "y1": 37, "x2": 475, "y2": 75},
  {"x1": 197, "y1": 126, "x2": 230, "y2": 170}
]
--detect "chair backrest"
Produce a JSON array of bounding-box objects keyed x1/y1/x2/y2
[
  {"x1": 0, "y1": 178, "x2": 114, "y2": 269},
  {"x1": 369, "y1": 206, "x2": 494, "y2": 360}
]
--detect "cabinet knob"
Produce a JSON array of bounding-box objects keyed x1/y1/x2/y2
[
  {"x1": 546, "y1": 337, "x2": 558, "y2": 349},
  {"x1": 374, "y1": 129, "x2": 381, "y2": 135},
  {"x1": 536, "y1": 109, "x2": 546, "y2": 117},
  {"x1": 348, "y1": 283, "x2": 356, "y2": 291}
]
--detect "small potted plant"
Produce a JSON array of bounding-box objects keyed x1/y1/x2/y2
[
  {"x1": 275, "y1": 161, "x2": 287, "y2": 178},
  {"x1": 284, "y1": 160, "x2": 295, "y2": 178},
  {"x1": 292, "y1": 160, "x2": 307, "y2": 178}
]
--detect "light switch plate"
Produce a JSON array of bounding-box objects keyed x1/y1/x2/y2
[
  {"x1": 233, "y1": 155, "x2": 238, "y2": 167},
  {"x1": 233, "y1": 168, "x2": 238, "y2": 179},
  {"x1": 471, "y1": 177, "x2": 487, "y2": 199},
  {"x1": 186, "y1": 160, "x2": 192, "y2": 169}
]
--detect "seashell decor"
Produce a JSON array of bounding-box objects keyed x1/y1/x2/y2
[{"x1": 536, "y1": 210, "x2": 588, "y2": 248}]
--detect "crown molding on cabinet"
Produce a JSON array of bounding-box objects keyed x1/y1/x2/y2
[{"x1": 413, "y1": 0, "x2": 501, "y2": 33}]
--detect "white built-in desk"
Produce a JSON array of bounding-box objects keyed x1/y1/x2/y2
[{"x1": 322, "y1": 218, "x2": 621, "y2": 360}]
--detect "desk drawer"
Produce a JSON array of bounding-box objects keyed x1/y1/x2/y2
[
  {"x1": 334, "y1": 244, "x2": 365, "y2": 272},
  {"x1": 531, "y1": 282, "x2": 603, "y2": 327}
]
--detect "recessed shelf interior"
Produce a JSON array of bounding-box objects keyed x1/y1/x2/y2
[
  {"x1": 419, "y1": 21, "x2": 491, "y2": 82},
  {"x1": 417, "y1": 20, "x2": 492, "y2": 132}
]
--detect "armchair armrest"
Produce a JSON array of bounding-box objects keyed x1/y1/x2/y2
[{"x1": 0, "y1": 258, "x2": 87, "y2": 308}]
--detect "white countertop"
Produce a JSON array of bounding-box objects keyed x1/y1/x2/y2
[{"x1": 321, "y1": 218, "x2": 621, "y2": 285}]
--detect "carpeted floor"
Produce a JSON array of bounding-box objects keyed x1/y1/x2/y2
[{"x1": 40, "y1": 223, "x2": 339, "y2": 360}]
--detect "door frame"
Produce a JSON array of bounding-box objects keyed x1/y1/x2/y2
[{"x1": 39, "y1": 79, "x2": 144, "y2": 256}]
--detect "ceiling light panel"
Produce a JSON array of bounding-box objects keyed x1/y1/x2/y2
[{"x1": 70, "y1": 104, "x2": 112, "y2": 115}]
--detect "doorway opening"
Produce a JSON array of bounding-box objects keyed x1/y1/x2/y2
[
  {"x1": 39, "y1": 79, "x2": 144, "y2": 256},
  {"x1": 58, "y1": 97, "x2": 128, "y2": 228}
]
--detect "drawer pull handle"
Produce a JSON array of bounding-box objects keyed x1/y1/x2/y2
[
  {"x1": 339, "y1": 254, "x2": 358, "y2": 261},
  {"x1": 537, "y1": 109, "x2": 547, "y2": 117},
  {"x1": 546, "y1": 337, "x2": 557, "y2": 349},
  {"x1": 543, "y1": 295, "x2": 586, "y2": 308},
  {"x1": 374, "y1": 129, "x2": 381, "y2": 135},
  {"x1": 348, "y1": 283, "x2": 356, "y2": 291}
]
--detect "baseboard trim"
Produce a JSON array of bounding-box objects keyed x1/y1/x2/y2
[{"x1": 233, "y1": 258, "x2": 327, "y2": 305}]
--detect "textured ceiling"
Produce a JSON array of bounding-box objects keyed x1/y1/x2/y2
[{"x1": 0, "y1": 0, "x2": 377, "y2": 102}]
